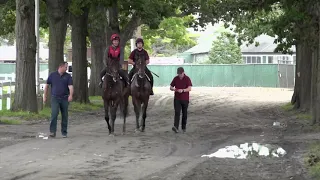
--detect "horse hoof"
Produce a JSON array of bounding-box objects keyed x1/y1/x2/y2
[
  {"x1": 109, "y1": 133, "x2": 115, "y2": 137},
  {"x1": 139, "y1": 127, "x2": 145, "y2": 132},
  {"x1": 135, "y1": 129, "x2": 140, "y2": 133}
]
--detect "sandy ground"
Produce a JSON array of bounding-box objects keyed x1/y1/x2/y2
[{"x1": 0, "y1": 87, "x2": 317, "y2": 180}]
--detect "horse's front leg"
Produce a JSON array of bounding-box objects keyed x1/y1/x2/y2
[
  {"x1": 104, "y1": 100, "x2": 111, "y2": 134},
  {"x1": 110, "y1": 99, "x2": 119, "y2": 136},
  {"x1": 140, "y1": 96, "x2": 149, "y2": 132},
  {"x1": 132, "y1": 96, "x2": 141, "y2": 132},
  {"x1": 119, "y1": 96, "x2": 127, "y2": 135}
]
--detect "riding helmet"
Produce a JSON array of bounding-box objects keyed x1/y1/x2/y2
[
  {"x1": 135, "y1": 38, "x2": 144, "y2": 46},
  {"x1": 111, "y1": 33, "x2": 120, "y2": 41}
]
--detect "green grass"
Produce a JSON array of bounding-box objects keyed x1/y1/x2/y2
[
  {"x1": 280, "y1": 102, "x2": 313, "y2": 121},
  {"x1": 280, "y1": 102, "x2": 294, "y2": 111},
  {"x1": 297, "y1": 113, "x2": 312, "y2": 120},
  {"x1": 305, "y1": 143, "x2": 320, "y2": 179},
  {"x1": 89, "y1": 96, "x2": 102, "y2": 101},
  {"x1": 0, "y1": 96, "x2": 103, "y2": 121},
  {"x1": 0, "y1": 119, "x2": 22, "y2": 125}
]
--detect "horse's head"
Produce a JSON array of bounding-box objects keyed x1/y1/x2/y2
[
  {"x1": 135, "y1": 57, "x2": 146, "y2": 78},
  {"x1": 106, "y1": 58, "x2": 120, "y2": 83}
]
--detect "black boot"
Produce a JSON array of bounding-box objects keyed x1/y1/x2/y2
[
  {"x1": 150, "y1": 81, "x2": 154, "y2": 95},
  {"x1": 99, "y1": 80, "x2": 103, "y2": 88}
]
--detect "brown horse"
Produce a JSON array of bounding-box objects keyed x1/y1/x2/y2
[
  {"x1": 130, "y1": 57, "x2": 152, "y2": 132},
  {"x1": 102, "y1": 58, "x2": 129, "y2": 136}
]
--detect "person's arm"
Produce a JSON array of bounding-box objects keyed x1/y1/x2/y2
[
  {"x1": 68, "y1": 76, "x2": 74, "y2": 98},
  {"x1": 145, "y1": 50, "x2": 150, "y2": 65},
  {"x1": 128, "y1": 51, "x2": 135, "y2": 65},
  {"x1": 170, "y1": 78, "x2": 176, "y2": 91},
  {"x1": 183, "y1": 77, "x2": 192, "y2": 92},
  {"x1": 43, "y1": 74, "x2": 52, "y2": 99},
  {"x1": 103, "y1": 47, "x2": 109, "y2": 67}
]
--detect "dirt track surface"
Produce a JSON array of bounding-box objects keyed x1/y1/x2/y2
[{"x1": 0, "y1": 87, "x2": 315, "y2": 180}]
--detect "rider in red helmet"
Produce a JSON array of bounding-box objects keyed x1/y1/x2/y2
[
  {"x1": 99, "y1": 33, "x2": 129, "y2": 88},
  {"x1": 128, "y1": 37, "x2": 154, "y2": 95}
]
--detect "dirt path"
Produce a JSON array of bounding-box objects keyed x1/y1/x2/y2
[{"x1": 0, "y1": 87, "x2": 315, "y2": 180}]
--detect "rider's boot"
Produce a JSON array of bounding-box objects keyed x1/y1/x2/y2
[
  {"x1": 99, "y1": 80, "x2": 103, "y2": 88},
  {"x1": 150, "y1": 83, "x2": 154, "y2": 95}
]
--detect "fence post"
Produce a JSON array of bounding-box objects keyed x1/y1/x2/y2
[
  {"x1": 0, "y1": 82, "x2": 2, "y2": 111},
  {"x1": 7, "y1": 80, "x2": 12, "y2": 110}
]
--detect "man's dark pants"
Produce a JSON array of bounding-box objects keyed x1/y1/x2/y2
[
  {"x1": 50, "y1": 96, "x2": 69, "y2": 136},
  {"x1": 174, "y1": 99, "x2": 189, "y2": 130}
]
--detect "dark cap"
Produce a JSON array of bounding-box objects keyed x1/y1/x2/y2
[{"x1": 177, "y1": 67, "x2": 184, "y2": 74}]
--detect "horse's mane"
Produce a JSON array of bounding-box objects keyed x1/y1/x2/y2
[{"x1": 106, "y1": 58, "x2": 119, "y2": 71}]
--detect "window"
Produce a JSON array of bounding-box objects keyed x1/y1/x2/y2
[
  {"x1": 257, "y1": 57, "x2": 261, "y2": 63},
  {"x1": 252, "y1": 57, "x2": 257, "y2": 63},
  {"x1": 263, "y1": 56, "x2": 267, "y2": 63},
  {"x1": 268, "y1": 56, "x2": 273, "y2": 63},
  {"x1": 247, "y1": 56, "x2": 252, "y2": 63}
]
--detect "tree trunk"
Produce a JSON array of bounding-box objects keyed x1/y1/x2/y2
[
  {"x1": 12, "y1": 0, "x2": 37, "y2": 112},
  {"x1": 291, "y1": 43, "x2": 312, "y2": 111},
  {"x1": 71, "y1": 8, "x2": 90, "y2": 103},
  {"x1": 45, "y1": 0, "x2": 70, "y2": 107},
  {"x1": 312, "y1": 44, "x2": 320, "y2": 124},
  {"x1": 312, "y1": 13, "x2": 320, "y2": 125},
  {"x1": 88, "y1": 5, "x2": 106, "y2": 96},
  {"x1": 291, "y1": 44, "x2": 300, "y2": 108}
]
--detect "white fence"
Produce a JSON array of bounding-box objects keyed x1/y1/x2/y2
[
  {"x1": 0, "y1": 80, "x2": 46, "y2": 111},
  {"x1": 0, "y1": 80, "x2": 14, "y2": 110}
]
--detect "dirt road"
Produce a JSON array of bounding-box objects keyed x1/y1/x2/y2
[{"x1": 0, "y1": 87, "x2": 315, "y2": 180}]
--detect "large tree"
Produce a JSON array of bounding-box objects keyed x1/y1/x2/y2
[
  {"x1": 45, "y1": 0, "x2": 70, "y2": 78},
  {"x1": 70, "y1": 1, "x2": 90, "y2": 103},
  {"x1": 11, "y1": 0, "x2": 37, "y2": 112},
  {"x1": 88, "y1": 4, "x2": 106, "y2": 96}
]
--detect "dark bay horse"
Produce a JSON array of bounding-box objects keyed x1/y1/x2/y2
[
  {"x1": 102, "y1": 58, "x2": 129, "y2": 136},
  {"x1": 130, "y1": 57, "x2": 152, "y2": 132}
]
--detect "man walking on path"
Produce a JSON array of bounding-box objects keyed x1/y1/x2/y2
[
  {"x1": 43, "y1": 62, "x2": 74, "y2": 138},
  {"x1": 169, "y1": 67, "x2": 192, "y2": 133}
]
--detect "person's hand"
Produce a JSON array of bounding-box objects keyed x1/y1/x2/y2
[
  {"x1": 178, "y1": 89, "x2": 183, "y2": 93},
  {"x1": 171, "y1": 87, "x2": 175, "y2": 91},
  {"x1": 68, "y1": 95, "x2": 73, "y2": 102},
  {"x1": 43, "y1": 96, "x2": 47, "y2": 103}
]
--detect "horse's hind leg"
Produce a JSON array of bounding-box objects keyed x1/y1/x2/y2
[
  {"x1": 140, "y1": 99, "x2": 149, "y2": 132},
  {"x1": 132, "y1": 97, "x2": 141, "y2": 132},
  {"x1": 104, "y1": 100, "x2": 111, "y2": 134}
]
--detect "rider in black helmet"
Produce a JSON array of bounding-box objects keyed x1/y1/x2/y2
[{"x1": 128, "y1": 38, "x2": 154, "y2": 95}]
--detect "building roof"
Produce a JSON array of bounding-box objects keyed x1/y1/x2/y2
[
  {"x1": 240, "y1": 35, "x2": 296, "y2": 53},
  {"x1": 184, "y1": 34, "x2": 296, "y2": 55}
]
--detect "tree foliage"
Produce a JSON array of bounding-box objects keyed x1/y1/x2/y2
[
  {"x1": 0, "y1": 0, "x2": 48, "y2": 41},
  {"x1": 142, "y1": 16, "x2": 197, "y2": 56},
  {"x1": 207, "y1": 32, "x2": 242, "y2": 64}
]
